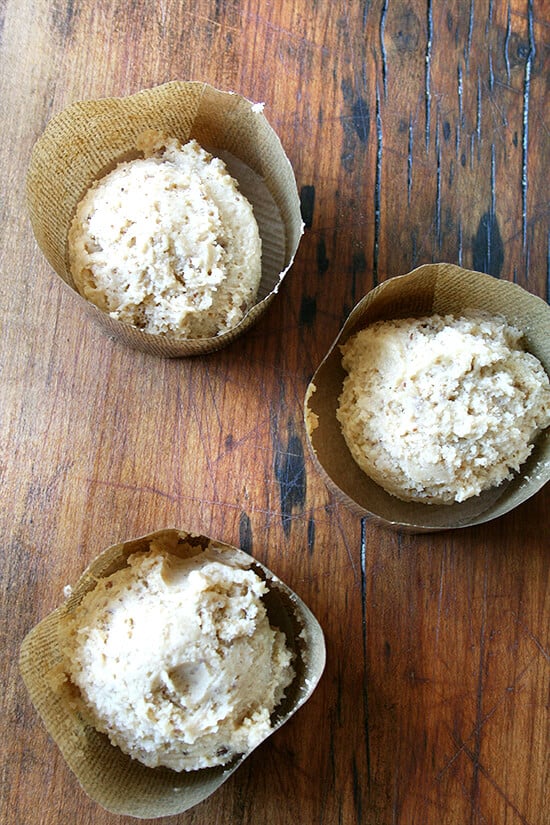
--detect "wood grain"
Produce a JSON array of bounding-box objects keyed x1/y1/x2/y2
[{"x1": 1, "y1": 1, "x2": 548, "y2": 824}]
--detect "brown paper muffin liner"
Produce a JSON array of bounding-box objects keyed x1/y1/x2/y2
[
  {"x1": 26, "y1": 81, "x2": 304, "y2": 356},
  {"x1": 19, "y1": 529, "x2": 325, "y2": 818},
  {"x1": 304, "y1": 264, "x2": 550, "y2": 532}
]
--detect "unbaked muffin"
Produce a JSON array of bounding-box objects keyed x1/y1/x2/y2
[
  {"x1": 68, "y1": 133, "x2": 262, "y2": 339},
  {"x1": 337, "y1": 313, "x2": 550, "y2": 504},
  {"x1": 60, "y1": 543, "x2": 294, "y2": 772}
]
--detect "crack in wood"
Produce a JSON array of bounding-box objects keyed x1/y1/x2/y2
[{"x1": 425, "y1": 0, "x2": 433, "y2": 148}]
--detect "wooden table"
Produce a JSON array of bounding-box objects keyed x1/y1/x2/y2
[{"x1": 2, "y1": 1, "x2": 548, "y2": 823}]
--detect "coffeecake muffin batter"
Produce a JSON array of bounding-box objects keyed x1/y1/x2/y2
[
  {"x1": 337, "y1": 313, "x2": 550, "y2": 504},
  {"x1": 61, "y1": 545, "x2": 294, "y2": 771},
  {"x1": 68, "y1": 135, "x2": 262, "y2": 338}
]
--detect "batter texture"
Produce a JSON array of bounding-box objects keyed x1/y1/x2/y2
[
  {"x1": 61, "y1": 545, "x2": 294, "y2": 771},
  {"x1": 68, "y1": 135, "x2": 262, "y2": 338},
  {"x1": 337, "y1": 313, "x2": 550, "y2": 504}
]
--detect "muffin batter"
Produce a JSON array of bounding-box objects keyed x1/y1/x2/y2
[
  {"x1": 61, "y1": 544, "x2": 294, "y2": 771},
  {"x1": 68, "y1": 134, "x2": 262, "y2": 338},
  {"x1": 337, "y1": 313, "x2": 550, "y2": 504}
]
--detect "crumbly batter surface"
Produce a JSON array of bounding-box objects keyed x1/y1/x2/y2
[
  {"x1": 68, "y1": 136, "x2": 262, "y2": 338},
  {"x1": 337, "y1": 313, "x2": 550, "y2": 504},
  {"x1": 61, "y1": 545, "x2": 294, "y2": 771}
]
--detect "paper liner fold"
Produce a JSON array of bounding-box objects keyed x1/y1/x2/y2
[
  {"x1": 20, "y1": 529, "x2": 325, "y2": 818},
  {"x1": 26, "y1": 81, "x2": 304, "y2": 356},
  {"x1": 304, "y1": 264, "x2": 550, "y2": 532}
]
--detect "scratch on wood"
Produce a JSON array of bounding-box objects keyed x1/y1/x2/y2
[
  {"x1": 486, "y1": 0, "x2": 493, "y2": 34},
  {"x1": 457, "y1": 64, "x2": 464, "y2": 157},
  {"x1": 87, "y1": 477, "x2": 180, "y2": 502},
  {"x1": 407, "y1": 115, "x2": 413, "y2": 205},
  {"x1": 458, "y1": 219, "x2": 463, "y2": 266},
  {"x1": 360, "y1": 518, "x2": 372, "y2": 787},
  {"x1": 411, "y1": 229, "x2": 418, "y2": 267},
  {"x1": 396, "y1": 531, "x2": 404, "y2": 558},
  {"x1": 521, "y1": 0, "x2": 536, "y2": 249},
  {"x1": 333, "y1": 505, "x2": 360, "y2": 584},
  {"x1": 512, "y1": 613, "x2": 550, "y2": 662},
  {"x1": 436, "y1": 711, "x2": 497, "y2": 781},
  {"x1": 380, "y1": 0, "x2": 388, "y2": 98},
  {"x1": 202, "y1": 369, "x2": 223, "y2": 431},
  {"x1": 472, "y1": 208, "x2": 504, "y2": 277},
  {"x1": 425, "y1": 0, "x2": 433, "y2": 147},
  {"x1": 482, "y1": 144, "x2": 504, "y2": 276},
  {"x1": 462, "y1": 741, "x2": 532, "y2": 825},
  {"x1": 373, "y1": 83, "x2": 382, "y2": 286},
  {"x1": 476, "y1": 70, "x2": 482, "y2": 149},
  {"x1": 491, "y1": 142, "x2": 496, "y2": 221},
  {"x1": 437, "y1": 654, "x2": 536, "y2": 783},
  {"x1": 504, "y1": 4, "x2": 512, "y2": 81},
  {"x1": 464, "y1": 0, "x2": 474, "y2": 71}
]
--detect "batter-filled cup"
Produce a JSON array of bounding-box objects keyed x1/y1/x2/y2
[
  {"x1": 19, "y1": 529, "x2": 325, "y2": 817},
  {"x1": 304, "y1": 264, "x2": 550, "y2": 532},
  {"x1": 26, "y1": 81, "x2": 304, "y2": 356}
]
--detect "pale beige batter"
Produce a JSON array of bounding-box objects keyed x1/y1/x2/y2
[
  {"x1": 337, "y1": 313, "x2": 550, "y2": 504},
  {"x1": 61, "y1": 545, "x2": 294, "y2": 771},
  {"x1": 68, "y1": 135, "x2": 262, "y2": 338}
]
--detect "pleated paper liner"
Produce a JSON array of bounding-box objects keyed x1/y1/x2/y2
[
  {"x1": 19, "y1": 529, "x2": 326, "y2": 818},
  {"x1": 26, "y1": 81, "x2": 304, "y2": 356},
  {"x1": 304, "y1": 264, "x2": 550, "y2": 532}
]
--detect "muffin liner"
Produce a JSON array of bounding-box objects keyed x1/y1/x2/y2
[
  {"x1": 304, "y1": 264, "x2": 550, "y2": 532},
  {"x1": 19, "y1": 529, "x2": 325, "y2": 817},
  {"x1": 26, "y1": 81, "x2": 304, "y2": 356}
]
